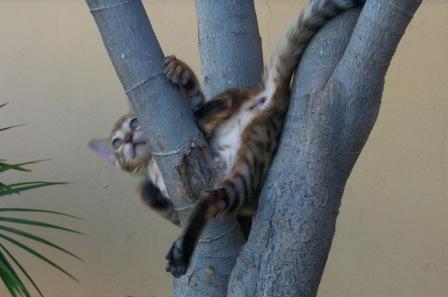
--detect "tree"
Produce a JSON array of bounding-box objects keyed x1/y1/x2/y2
[{"x1": 85, "y1": 0, "x2": 422, "y2": 296}]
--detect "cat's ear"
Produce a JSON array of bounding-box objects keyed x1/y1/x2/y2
[{"x1": 88, "y1": 138, "x2": 116, "y2": 164}]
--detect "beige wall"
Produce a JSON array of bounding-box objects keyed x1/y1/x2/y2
[{"x1": 0, "y1": 1, "x2": 447, "y2": 296}]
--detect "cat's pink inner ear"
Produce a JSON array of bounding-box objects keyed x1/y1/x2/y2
[{"x1": 88, "y1": 138, "x2": 116, "y2": 164}]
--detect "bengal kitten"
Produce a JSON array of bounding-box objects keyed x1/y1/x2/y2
[{"x1": 165, "y1": 0, "x2": 365, "y2": 277}]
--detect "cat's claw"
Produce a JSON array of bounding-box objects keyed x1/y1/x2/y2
[
  {"x1": 165, "y1": 240, "x2": 188, "y2": 278},
  {"x1": 163, "y1": 55, "x2": 195, "y2": 90}
]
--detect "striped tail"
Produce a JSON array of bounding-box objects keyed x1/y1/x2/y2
[
  {"x1": 212, "y1": 173, "x2": 256, "y2": 217},
  {"x1": 265, "y1": 0, "x2": 365, "y2": 89}
]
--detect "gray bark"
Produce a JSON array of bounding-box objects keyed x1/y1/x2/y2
[
  {"x1": 86, "y1": 0, "x2": 421, "y2": 296},
  {"x1": 228, "y1": 1, "x2": 422, "y2": 297},
  {"x1": 196, "y1": 0, "x2": 263, "y2": 98}
]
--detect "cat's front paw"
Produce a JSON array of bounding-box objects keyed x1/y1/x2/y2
[
  {"x1": 164, "y1": 55, "x2": 196, "y2": 91},
  {"x1": 139, "y1": 180, "x2": 163, "y2": 208},
  {"x1": 165, "y1": 239, "x2": 188, "y2": 278}
]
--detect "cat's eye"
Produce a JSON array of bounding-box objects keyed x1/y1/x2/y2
[
  {"x1": 112, "y1": 137, "x2": 123, "y2": 150},
  {"x1": 130, "y1": 117, "x2": 139, "y2": 129}
]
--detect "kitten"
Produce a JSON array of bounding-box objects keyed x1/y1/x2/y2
[
  {"x1": 165, "y1": 0, "x2": 365, "y2": 277},
  {"x1": 91, "y1": 0, "x2": 365, "y2": 277}
]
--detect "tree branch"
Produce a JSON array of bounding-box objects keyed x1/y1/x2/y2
[
  {"x1": 228, "y1": 1, "x2": 422, "y2": 296},
  {"x1": 333, "y1": 0, "x2": 422, "y2": 89},
  {"x1": 196, "y1": 0, "x2": 263, "y2": 97}
]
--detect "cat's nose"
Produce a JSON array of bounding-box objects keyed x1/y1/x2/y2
[{"x1": 124, "y1": 134, "x2": 132, "y2": 143}]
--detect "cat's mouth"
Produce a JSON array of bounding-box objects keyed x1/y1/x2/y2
[
  {"x1": 121, "y1": 141, "x2": 150, "y2": 162},
  {"x1": 133, "y1": 141, "x2": 150, "y2": 158},
  {"x1": 132, "y1": 130, "x2": 151, "y2": 158},
  {"x1": 119, "y1": 130, "x2": 151, "y2": 162}
]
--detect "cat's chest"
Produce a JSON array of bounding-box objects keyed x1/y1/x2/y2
[{"x1": 210, "y1": 108, "x2": 256, "y2": 181}]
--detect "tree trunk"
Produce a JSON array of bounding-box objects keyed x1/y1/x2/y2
[
  {"x1": 85, "y1": 0, "x2": 422, "y2": 296},
  {"x1": 228, "y1": 1, "x2": 422, "y2": 296}
]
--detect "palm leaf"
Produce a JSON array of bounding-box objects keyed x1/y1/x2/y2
[
  {"x1": 1, "y1": 103, "x2": 80, "y2": 296},
  {"x1": 0, "y1": 209, "x2": 81, "y2": 220},
  {"x1": 0, "y1": 233, "x2": 79, "y2": 282},
  {"x1": 0, "y1": 243, "x2": 43, "y2": 297},
  {"x1": 0, "y1": 217, "x2": 84, "y2": 235},
  {"x1": 0, "y1": 102, "x2": 24, "y2": 133},
  {"x1": 0, "y1": 160, "x2": 49, "y2": 173},
  {"x1": 0, "y1": 225, "x2": 83, "y2": 262},
  {"x1": 0, "y1": 249, "x2": 28, "y2": 297},
  {"x1": 0, "y1": 271, "x2": 19, "y2": 297},
  {"x1": 0, "y1": 261, "x2": 21, "y2": 297},
  {"x1": 0, "y1": 182, "x2": 68, "y2": 196},
  {"x1": 0, "y1": 162, "x2": 31, "y2": 173},
  {"x1": 0, "y1": 183, "x2": 15, "y2": 196},
  {"x1": 0, "y1": 258, "x2": 20, "y2": 296}
]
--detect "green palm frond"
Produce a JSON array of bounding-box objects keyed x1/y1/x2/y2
[
  {"x1": 0, "y1": 210, "x2": 83, "y2": 297},
  {"x1": 1, "y1": 103, "x2": 81, "y2": 296},
  {"x1": 0, "y1": 209, "x2": 81, "y2": 220},
  {"x1": 0, "y1": 248, "x2": 28, "y2": 297},
  {"x1": 0, "y1": 177, "x2": 81, "y2": 297},
  {"x1": 0, "y1": 160, "x2": 50, "y2": 173},
  {"x1": 0, "y1": 243, "x2": 43, "y2": 297},
  {"x1": 0, "y1": 181, "x2": 68, "y2": 196}
]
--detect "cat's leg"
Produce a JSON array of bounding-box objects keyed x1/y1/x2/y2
[
  {"x1": 165, "y1": 173, "x2": 256, "y2": 276},
  {"x1": 165, "y1": 196, "x2": 212, "y2": 277},
  {"x1": 166, "y1": 118, "x2": 274, "y2": 276},
  {"x1": 237, "y1": 215, "x2": 252, "y2": 240},
  {"x1": 139, "y1": 179, "x2": 180, "y2": 226},
  {"x1": 164, "y1": 55, "x2": 205, "y2": 111},
  {"x1": 165, "y1": 179, "x2": 256, "y2": 276}
]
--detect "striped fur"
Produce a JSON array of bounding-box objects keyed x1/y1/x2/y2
[{"x1": 166, "y1": 0, "x2": 365, "y2": 277}]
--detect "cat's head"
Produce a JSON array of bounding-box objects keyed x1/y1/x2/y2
[{"x1": 89, "y1": 113, "x2": 151, "y2": 176}]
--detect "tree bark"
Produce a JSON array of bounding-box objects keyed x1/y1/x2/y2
[
  {"x1": 228, "y1": 1, "x2": 422, "y2": 297},
  {"x1": 196, "y1": 0, "x2": 263, "y2": 98}
]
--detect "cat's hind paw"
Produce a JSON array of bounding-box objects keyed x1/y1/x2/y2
[{"x1": 165, "y1": 239, "x2": 188, "y2": 278}]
